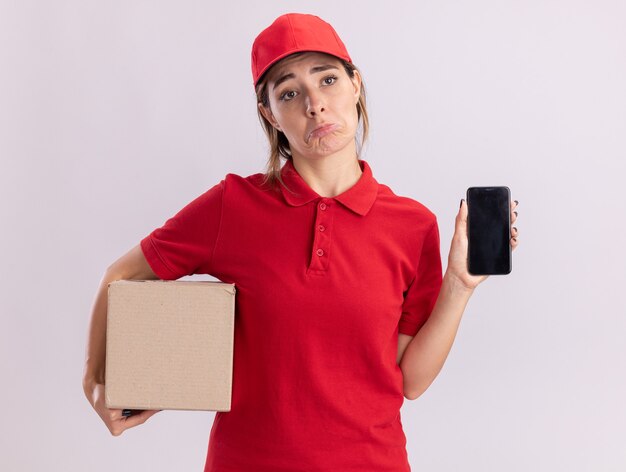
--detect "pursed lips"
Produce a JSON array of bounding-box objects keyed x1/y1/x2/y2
[{"x1": 307, "y1": 123, "x2": 339, "y2": 142}]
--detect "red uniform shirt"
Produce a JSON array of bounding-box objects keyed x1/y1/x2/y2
[{"x1": 140, "y1": 158, "x2": 443, "y2": 471}]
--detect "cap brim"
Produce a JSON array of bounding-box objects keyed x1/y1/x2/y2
[{"x1": 254, "y1": 49, "x2": 352, "y2": 86}]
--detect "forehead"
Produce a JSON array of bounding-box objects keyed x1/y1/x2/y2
[{"x1": 267, "y1": 51, "x2": 342, "y2": 82}]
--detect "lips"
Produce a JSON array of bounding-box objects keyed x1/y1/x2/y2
[{"x1": 308, "y1": 123, "x2": 339, "y2": 141}]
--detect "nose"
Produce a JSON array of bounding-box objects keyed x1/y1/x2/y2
[{"x1": 305, "y1": 90, "x2": 325, "y2": 117}]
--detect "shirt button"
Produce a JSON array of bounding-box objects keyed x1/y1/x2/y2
[
  {"x1": 316, "y1": 248, "x2": 324, "y2": 256},
  {"x1": 318, "y1": 225, "x2": 325, "y2": 232},
  {"x1": 319, "y1": 202, "x2": 327, "y2": 210}
]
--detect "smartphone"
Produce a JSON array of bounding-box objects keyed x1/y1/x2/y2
[{"x1": 466, "y1": 186, "x2": 512, "y2": 275}]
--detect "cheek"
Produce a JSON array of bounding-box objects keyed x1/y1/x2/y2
[
  {"x1": 338, "y1": 90, "x2": 358, "y2": 121},
  {"x1": 342, "y1": 99, "x2": 359, "y2": 128}
]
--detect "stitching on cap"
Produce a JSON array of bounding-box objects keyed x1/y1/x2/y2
[
  {"x1": 286, "y1": 15, "x2": 298, "y2": 47},
  {"x1": 331, "y1": 30, "x2": 347, "y2": 58}
]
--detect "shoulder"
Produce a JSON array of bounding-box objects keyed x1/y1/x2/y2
[
  {"x1": 220, "y1": 169, "x2": 271, "y2": 191},
  {"x1": 218, "y1": 169, "x2": 281, "y2": 202},
  {"x1": 375, "y1": 182, "x2": 438, "y2": 228}
]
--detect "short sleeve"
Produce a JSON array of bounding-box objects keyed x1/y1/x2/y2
[
  {"x1": 398, "y1": 219, "x2": 443, "y2": 336},
  {"x1": 139, "y1": 180, "x2": 224, "y2": 280}
]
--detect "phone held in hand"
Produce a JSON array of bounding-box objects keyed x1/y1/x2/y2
[{"x1": 466, "y1": 186, "x2": 512, "y2": 275}]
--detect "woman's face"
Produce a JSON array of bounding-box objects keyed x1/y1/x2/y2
[{"x1": 259, "y1": 52, "x2": 362, "y2": 161}]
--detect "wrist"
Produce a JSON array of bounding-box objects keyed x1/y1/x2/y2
[
  {"x1": 443, "y1": 270, "x2": 475, "y2": 297},
  {"x1": 82, "y1": 368, "x2": 104, "y2": 392}
]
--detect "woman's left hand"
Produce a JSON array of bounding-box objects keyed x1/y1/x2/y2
[{"x1": 445, "y1": 199, "x2": 520, "y2": 291}]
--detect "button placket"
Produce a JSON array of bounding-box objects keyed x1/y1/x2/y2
[{"x1": 309, "y1": 198, "x2": 333, "y2": 272}]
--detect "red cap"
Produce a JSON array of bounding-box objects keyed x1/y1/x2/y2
[{"x1": 251, "y1": 13, "x2": 352, "y2": 87}]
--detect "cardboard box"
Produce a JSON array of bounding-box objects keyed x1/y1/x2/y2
[{"x1": 105, "y1": 280, "x2": 235, "y2": 412}]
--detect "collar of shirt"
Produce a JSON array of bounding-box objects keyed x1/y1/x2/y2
[{"x1": 279, "y1": 158, "x2": 379, "y2": 216}]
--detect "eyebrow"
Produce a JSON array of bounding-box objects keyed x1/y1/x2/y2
[{"x1": 272, "y1": 64, "x2": 340, "y2": 91}]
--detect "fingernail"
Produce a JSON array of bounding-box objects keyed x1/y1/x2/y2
[
  {"x1": 460, "y1": 199, "x2": 463, "y2": 208},
  {"x1": 513, "y1": 226, "x2": 518, "y2": 232},
  {"x1": 514, "y1": 200, "x2": 519, "y2": 205},
  {"x1": 514, "y1": 211, "x2": 518, "y2": 217},
  {"x1": 512, "y1": 237, "x2": 517, "y2": 242}
]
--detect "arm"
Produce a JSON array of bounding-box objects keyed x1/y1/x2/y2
[
  {"x1": 400, "y1": 274, "x2": 473, "y2": 399},
  {"x1": 400, "y1": 199, "x2": 520, "y2": 400},
  {"x1": 397, "y1": 333, "x2": 413, "y2": 365},
  {"x1": 82, "y1": 243, "x2": 162, "y2": 436}
]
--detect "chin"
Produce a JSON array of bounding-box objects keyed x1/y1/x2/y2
[{"x1": 308, "y1": 142, "x2": 352, "y2": 159}]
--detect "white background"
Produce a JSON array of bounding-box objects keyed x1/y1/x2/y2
[{"x1": 1, "y1": 0, "x2": 625, "y2": 470}]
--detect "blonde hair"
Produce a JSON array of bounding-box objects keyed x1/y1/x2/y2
[{"x1": 254, "y1": 52, "x2": 370, "y2": 192}]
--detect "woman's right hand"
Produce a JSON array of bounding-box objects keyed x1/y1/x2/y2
[
  {"x1": 84, "y1": 380, "x2": 162, "y2": 436},
  {"x1": 84, "y1": 246, "x2": 163, "y2": 436}
]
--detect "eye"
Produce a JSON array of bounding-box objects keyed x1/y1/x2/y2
[
  {"x1": 278, "y1": 75, "x2": 339, "y2": 102},
  {"x1": 279, "y1": 90, "x2": 297, "y2": 101}
]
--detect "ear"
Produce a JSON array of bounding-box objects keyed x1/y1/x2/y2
[
  {"x1": 351, "y1": 69, "x2": 362, "y2": 105},
  {"x1": 258, "y1": 102, "x2": 282, "y2": 131}
]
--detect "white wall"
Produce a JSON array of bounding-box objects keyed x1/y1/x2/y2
[{"x1": 1, "y1": 0, "x2": 624, "y2": 470}]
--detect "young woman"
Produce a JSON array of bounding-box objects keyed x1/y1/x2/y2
[{"x1": 83, "y1": 12, "x2": 520, "y2": 471}]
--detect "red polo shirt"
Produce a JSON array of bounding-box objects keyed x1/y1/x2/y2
[{"x1": 140, "y1": 158, "x2": 443, "y2": 471}]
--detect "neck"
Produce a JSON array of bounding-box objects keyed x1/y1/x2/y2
[{"x1": 291, "y1": 151, "x2": 363, "y2": 198}]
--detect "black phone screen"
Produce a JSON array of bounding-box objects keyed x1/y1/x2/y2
[{"x1": 466, "y1": 186, "x2": 512, "y2": 275}]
